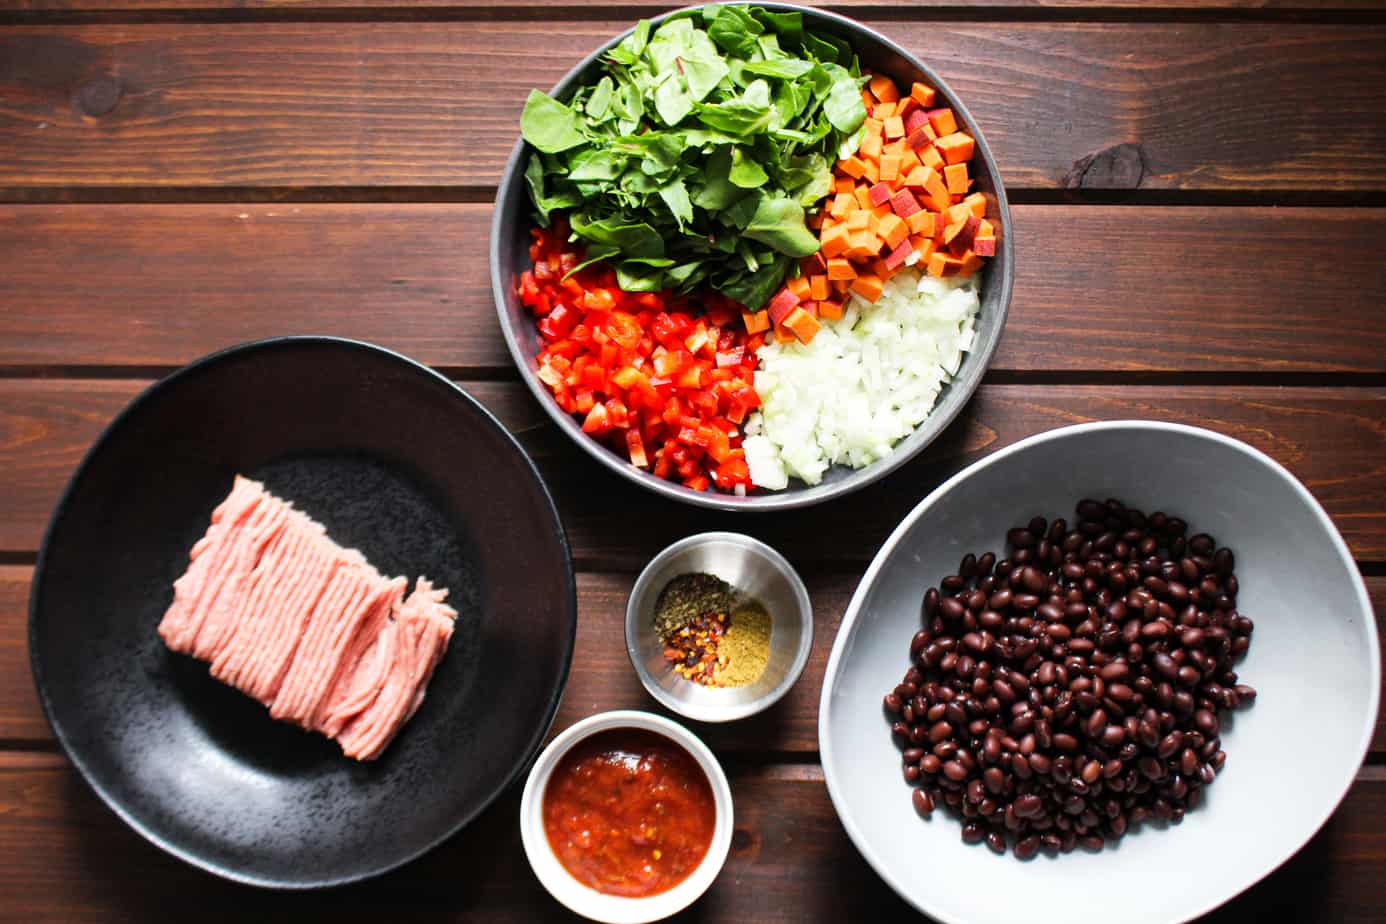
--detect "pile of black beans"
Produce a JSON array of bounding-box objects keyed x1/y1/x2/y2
[{"x1": 884, "y1": 498, "x2": 1256, "y2": 859}]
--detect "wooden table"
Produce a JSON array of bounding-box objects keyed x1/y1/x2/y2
[{"x1": 1, "y1": 0, "x2": 1384, "y2": 919}]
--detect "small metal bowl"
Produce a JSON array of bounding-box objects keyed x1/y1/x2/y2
[{"x1": 626, "y1": 533, "x2": 812, "y2": 722}]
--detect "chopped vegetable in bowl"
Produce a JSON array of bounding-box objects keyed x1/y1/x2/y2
[{"x1": 512, "y1": 4, "x2": 1004, "y2": 498}]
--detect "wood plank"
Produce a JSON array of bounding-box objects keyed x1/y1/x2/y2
[
  {"x1": 10, "y1": 0, "x2": 1386, "y2": 10},
  {"x1": 4, "y1": 565, "x2": 1385, "y2": 751},
  {"x1": 2, "y1": 381, "x2": 1384, "y2": 559},
  {"x1": 0, "y1": 754, "x2": 1382, "y2": 921},
  {"x1": 2, "y1": 203, "x2": 1384, "y2": 373},
  {"x1": 2, "y1": 23, "x2": 1384, "y2": 190}
]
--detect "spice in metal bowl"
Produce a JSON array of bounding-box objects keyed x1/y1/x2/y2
[{"x1": 654, "y1": 572, "x2": 773, "y2": 689}]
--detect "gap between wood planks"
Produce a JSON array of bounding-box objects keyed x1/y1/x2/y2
[
  {"x1": 2, "y1": 5, "x2": 1386, "y2": 26},
  {"x1": 4, "y1": 187, "x2": 1386, "y2": 207},
  {"x1": 1, "y1": 367, "x2": 1385, "y2": 389}
]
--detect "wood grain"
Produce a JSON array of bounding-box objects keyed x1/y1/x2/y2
[
  {"x1": 2, "y1": 22, "x2": 1384, "y2": 190},
  {"x1": 8, "y1": 0, "x2": 1386, "y2": 10},
  {"x1": 3, "y1": 566, "x2": 1384, "y2": 751},
  {"x1": 2, "y1": 380, "x2": 1383, "y2": 559},
  {"x1": 2, "y1": 203, "x2": 1383, "y2": 373},
  {"x1": 0, "y1": 753, "x2": 1382, "y2": 921}
]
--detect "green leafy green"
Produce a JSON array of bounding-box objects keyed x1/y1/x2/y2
[
  {"x1": 519, "y1": 90, "x2": 586, "y2": 153},
  {"x1": 517, "y1": 4, "x2": 867, "y2": 309}
]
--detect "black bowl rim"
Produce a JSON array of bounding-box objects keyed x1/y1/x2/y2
[
  {"x1": 27, "y1": 334, "x2": 578, "y2": 890},
  {"x1": 490, "y1": 1, "x2": 1014, "y2": 512}
]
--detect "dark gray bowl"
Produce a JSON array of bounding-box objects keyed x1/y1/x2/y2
[{"x1": 491, "y1": 2, "x2": 1013, "y2": 511}]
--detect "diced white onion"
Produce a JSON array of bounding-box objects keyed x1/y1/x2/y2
[{"x1": 744, "y1": 268, "x2": 981, "y2": 488}]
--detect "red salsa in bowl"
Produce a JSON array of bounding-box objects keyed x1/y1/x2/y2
[{"x1": 542, "y1": 728, "x2": 716, "y2": 898}]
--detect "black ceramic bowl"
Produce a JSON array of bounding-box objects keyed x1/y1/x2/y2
[
  {"x1": 29, "y1": 337, "x2": 576, "y2": 888},
  {"x1": 491, "y1": 2, "x2": 1013, "y2": 511}
]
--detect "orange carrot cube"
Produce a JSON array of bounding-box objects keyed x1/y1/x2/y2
[
  {"x1": 883, "y1": 115, "x2": 906, "y2": 140},
  {"x1": 945, "y1": 162, "x2": 970, "y2": 195},
  {"x1": 878, "y1": 212, "x2": 909, "y2": 249},
  {"x1": 935, "y1": 132, "x2": 975, "y2": 165},
  {"x1": 879, "y1": 154, "x2": 901, "y2": 183},
  {"x1": 809, "y1": 274, "x2": 830, "y2": 301},
  {"x1": 850, "y1": 273, "x2": 886, "y2": 302},
  {"x1": 820, "y1": 224, "x2": 851, "y2": 258},
  {"x1": 927, "y1": 108, "x2": 958, "y2": 136},
  {"x1": 911, "y1": 82, "x2": 937, "y2": 107},
  {"x1": 869, "y1": 74, "x2": 900, "y2": 103},
  {"x1": 826, "y1": 257, "x2": 858, "y2": 280}
]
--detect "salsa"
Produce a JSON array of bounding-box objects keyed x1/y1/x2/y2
[{"x1": 542, "y1": 729, "x2": 716, "y2": 898}]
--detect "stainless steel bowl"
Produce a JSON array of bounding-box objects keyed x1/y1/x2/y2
[
  {"x1": 626, "y1": 533, "x2": 812, "y2": 722},
  {"x1": 490, "y1": 2, "x2": 1014, "y2": 511}
]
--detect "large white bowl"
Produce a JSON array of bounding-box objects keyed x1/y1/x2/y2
[{"x1": 819, "y1": 421, "x2": 1379, "y2": 924}]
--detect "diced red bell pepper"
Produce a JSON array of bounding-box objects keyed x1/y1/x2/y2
[{"x1": 581, "y1": 402, "x2": 609, "y2": 434}]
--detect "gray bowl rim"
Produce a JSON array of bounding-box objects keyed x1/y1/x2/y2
[
  {"x1": 818, "y1": 419, "x2": 1381, "y2": 923},
  {"x1": 625, "y1": 531, "x2": 814, "y2": 722},
  {"x1": 490, "y1": 1, "x2": 1014, "y2": 512}
]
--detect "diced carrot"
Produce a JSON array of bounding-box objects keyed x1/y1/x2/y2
[
  {"x1": 977, "y1": 219, "x2": 995, "y2": 239},
  {"x1": 820, "y1": 224, "x2": 851, "y2": 258},
  {"x1": 839, "y1": 157, "x2": 868, "y2": 179},
  {"x1": 952, "y1": 214, "x2": 982, "y2": 252},
  {"x1": 853, "y1": 183, "x2": 874, "y2": 210},
  {"x1": 911, "y1": 82, "x2": 937, "y2": 107},
  {"x1": 906, "y1": 128, "x2": 932, "y2": 152},
  {"x1": 905, "y1": 209, "x2": 934, "y2": 236},
  {"x1": 818, "y1": 298, "x2": 844, "y2": 320},
  {"x1": 767, "y1": 286, "x2": 801, "y2": 325},
  {"x1": 872, "y1": 102, "x2": 896, "y2": 120},
  {"x1": 846, "y1": 230, "x2": 882, "y2": 260},
  {"x1": 973, "y1": 236, "x2": 996, "y2": 257},
  {"x1": 943, "y1": 217, "x2": 969, "y2": 246},
  {"x1": 826, "y1": 257, "x2": 858, "y2": 280},
  {"x1": 774, "y1": 323, "x2": 796, "y2": 343},
  {"x1": 926, "y1": 251, "x2": 950, "y2": 278},
  {"x1": 742, "y1": 310, "x2": 771, "y2": 334},
  {"x1": 947, "y1": 201, "x2": 974, "y2": 226},
  {"x1": 802, "y1": 251, "x2": 828, "y2": 275},
  {"x1": 832, "y1": 278, "x2": 852, "y2": 295},
  {"x1": 846, "y1": 209, "x2": 871, "y2": 231},
  {"x1": 861, "y1": 88, "x2": 875, "y2": 107},
  {"x1": 782, "y1": 307, "x2": 822, "y2": 344},
  {"x1": 964, "y1": 192, "x2": 988, "y2": 218},
  {"x1": 922, "y1": 169, "x2": 952, "y2": 211},
  {"x1": 870, "y1": 257, "x2": 892, "y2": 278},
  {"x1": 958, "y1": 250, "x2": 985, "y2": 276},
  {"x1": 861, "y1": 159, "x2": 880, "y2": 184},
  {"x1": 890, "y1": 189, "x2": 922, "y2": 218},
  {"x1": 902, "y1": 166, "x2": 930, "y2": 188},
  {"x1": 820, "y1": 214, "x2": 838, "y2": 231},
  {"x1": 899, "y1": 148, "x2": 921, "y2": 176},
  {"x1": 945, "y1": 162, "x2": 970, "y2": 195},
  {"x1": 911, "y1": 235, "x2": 936, "y2": 264},
  {"x1": 800, "y1": 300, "x2": 818, "y2": 318},
  {"x1": 879, "y1": 154, "x2": 901, "y2": 182},
  {"x1": 935, "y1": 132, "x2": 975, "y2": 166},
  {"x1": 787, "y1": 275, "x2": 812, "y2": 301},
  {"x1": 809, "y1": 274, "x2": 830, "y2": 301},
  {"x1": 834, "y1": 176, "x2": 857, "y2": 196},
  {"x1": 850, "y1": 273, "x2": 886, "y2": 302},
  {"x1": 871, "y1": 203, "x2": 892, "y2": 220},
  {"x1": 869, "y1": 74, "x2": 900, "y2": 103},
  {"x1": 860, "y1": 133, "x2": 883, "y2": 159},
  {"x1": 884, "y1": 238, "x2": 914, "y2": 271},
  {"x1": 864, "y1": 118, "x2": 884, "y2": 140},
  {"x1": 867, "y1": 211, "x2": 880, "y2": 235},
  {"x1": 921, "y1": 145, "x2": 945, "y2": 172},
  {"x1": 885, "y1": 138, "x2": 909, "y2": 158},
  {"x1": 830, "y1": 192, "x2": 854, "y2": 219},
  {"x1": 868, "y1": 182, "x2": 894, "y2": 207},
  {"x1": 878, "y1": 212, "x2": 909, "y2": 249},
  {"x1": 883, "y1": 115, "x2": 905, "y2": 140},
  {"x1": 927, "y1": 108, "x2": 958, "y2": 136}
]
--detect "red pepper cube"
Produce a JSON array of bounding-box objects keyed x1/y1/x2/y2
[
  {"x1": 868, "y1": 182, "x2": 894, "y2": 207},
  {"x1": 974, "y1": 236, "x2": 997, "y2": 257},
  {"x1": 890, "y1": 189, "x2": 922, "y2": 218}
]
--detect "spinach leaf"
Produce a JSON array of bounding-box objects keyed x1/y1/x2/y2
[
  {"x1": 742, "y1": 195, "x2": 821, "y2": 256},
  {"x1": 729, "y1": 146, "x2": 768, "y2": 189},
  {"x1": 822, "y1": 76, "x2": 867, "y2": 134},
  {"x1": 520, "y1": 90, "x2": 587, "y2": 153},
  {"x1": 659, "y1": 178, "x2": 695, "y2": 228}
]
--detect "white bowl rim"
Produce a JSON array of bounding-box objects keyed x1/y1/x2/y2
[
  {"x1": 818, "y1": 419, "x2": 1380, "y2": 924},
  {"x1": 519, "y1": 710, "x2": 735, "y2": 923},
  {"x1": 625, "y1": 532, "x2": 814, "y2": 723}
]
